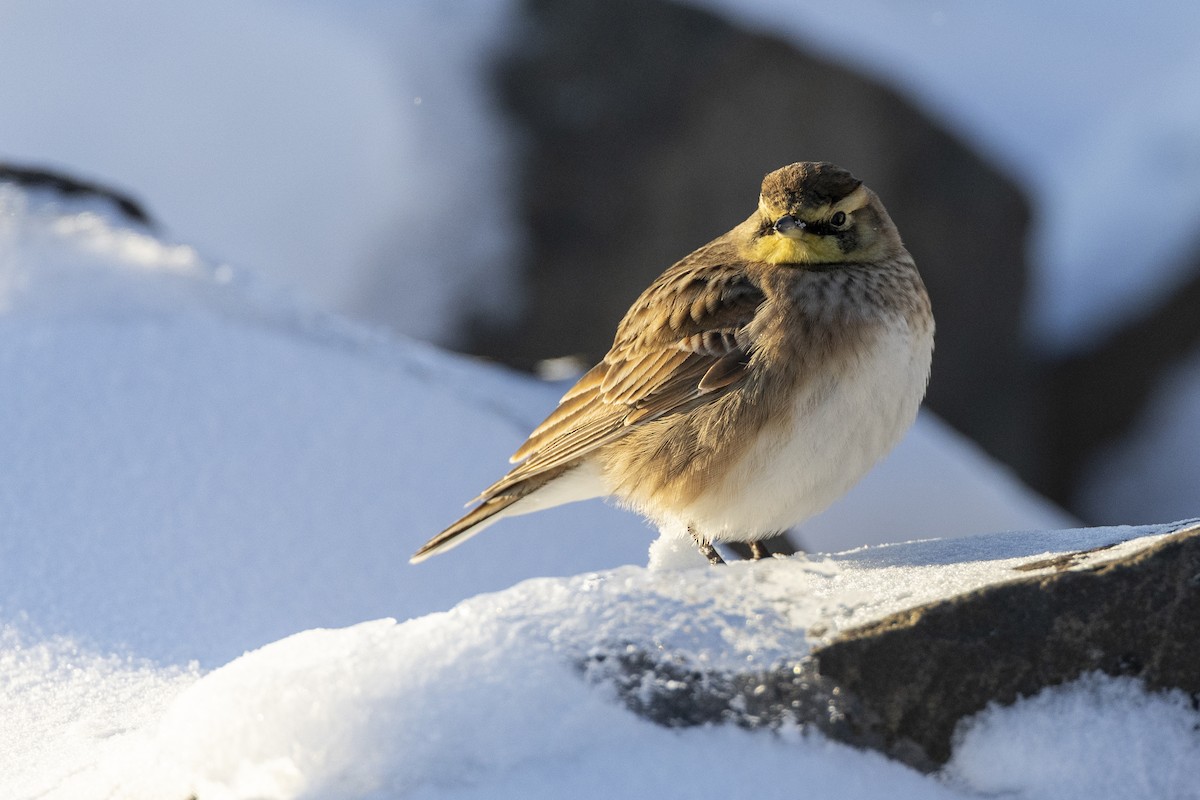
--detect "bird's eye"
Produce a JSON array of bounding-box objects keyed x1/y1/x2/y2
[{"x1": 830, "y1": 211, "x2": 847, "y2": 228}]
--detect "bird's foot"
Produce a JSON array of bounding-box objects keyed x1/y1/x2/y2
[
  {"x1": 689, "y1": 526, "x2": 725, "y2": 565},
  {"x1": 699, "y1": 541, "x2": 725, "y2": 565},
  {"x1": 748, "y1": 540, "x2": 772, "y2": 560}
]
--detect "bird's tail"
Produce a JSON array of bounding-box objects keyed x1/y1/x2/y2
[
  {"x1": 409, "y1": 496, "x2": 521, "y2": 564},
  {"x1": 409, "y1": 460, "x2": 608, "y2": 564}
]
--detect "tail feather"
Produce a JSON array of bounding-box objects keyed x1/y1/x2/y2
[
  {"x1": 409, "y1": 496, "x2": 521, "y2": 564},
  {"x1": 409, "y1": 459, "x2": 609, "y2": 564}
]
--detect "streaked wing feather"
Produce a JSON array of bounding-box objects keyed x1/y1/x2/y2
[
  {"x1": 511, "y1": 363, "x2": 608, "y2": 463},
  {"x1": 479, "y1": 414, "x2": 629, "y2": 500},
  {"x1": 558, "y1": 361, "x2": 607, "y2": 401},
  {"x1": 604, "y1": 349, "x2": 691, "y2": 403},
  {"x1": 602, "y1": 347, "x2": 671, "y2": 399},
  {"x1": 624, "y1": 347, "x2": 739, "y2": 423},
  {"x1": 512, "y1": 386, "x2": 601, "y2": 463},
  {"x1": 484, "y1": 258, "x2": 765, "y2": 502}
]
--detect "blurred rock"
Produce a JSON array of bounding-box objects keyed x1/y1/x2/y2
[
  {"x1": 588, "y1": 520, "x2": 1200, "y2": 771},
  {"x1": 0, "y1": 163, "x2": 153, "y2": 225},
  {"x1": 1048, "y1": 239, "x2": 1200, "y2": 508},
  {"x1": 474, "y1": 0, "x2": 1042, "y2": 484}
]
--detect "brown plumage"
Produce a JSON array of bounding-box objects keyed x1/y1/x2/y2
[{"x1": 411, "y1": 162, "x2": 933, "y2": 565}]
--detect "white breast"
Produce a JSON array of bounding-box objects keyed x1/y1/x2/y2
[{"x1": 672, "y1": 319, "x2": 933, "y2": 541}]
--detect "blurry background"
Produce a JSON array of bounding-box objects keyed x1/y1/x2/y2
[{"x1": 1, "y1": 0, "x2": 1197, "y2": 526}]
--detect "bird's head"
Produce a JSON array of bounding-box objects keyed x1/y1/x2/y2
[{"x1": 744, "y1": 162, "x2": 903, "y2": 266}]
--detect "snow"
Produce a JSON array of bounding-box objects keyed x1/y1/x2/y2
[
  {"x1": 0, "y1": 629, "x2": 198, "y2": 800},
  {"x1": 19, "y1": 520, "x2": 1199, "y2": 799},
  {"x1": 947, "y1": 674, "x2": 1200, "y2": 800},
  {"x1": 0, "y1": 185, "x2": 652, "y2": 668},
  {"x1": 0, "y1": 0, "x2": 522, "y2": 343}
]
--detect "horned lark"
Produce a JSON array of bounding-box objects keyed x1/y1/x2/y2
[{"x1": 412, "y1": 162, "x2": 933, "y2": 565}]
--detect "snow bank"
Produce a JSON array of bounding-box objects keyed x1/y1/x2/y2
[
  {"x1": 948, "y1": 674, "x2": 1200, "y2": 800},
  {"x1": 35, "y1": 522, "x2": 1200, "y2": 799},
  {"x1": 0, "y1": 0, "x2": 522, "y2": 343},
  {"x1": 0, "y1": 184, "x2": 654, "y2": 668},
  {"x1": 0, "y1": 628, "x2": 198, "y2": 800}
]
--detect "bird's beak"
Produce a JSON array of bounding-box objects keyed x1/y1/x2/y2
[{"x1": 773, "y1": 215, "x2": 806, "y2": 238}]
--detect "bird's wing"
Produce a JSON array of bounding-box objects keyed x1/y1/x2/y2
[{"x1": 474, "y1": 260, "x2": 765, "y2": 502}]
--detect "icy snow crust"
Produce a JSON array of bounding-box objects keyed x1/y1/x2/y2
[{"x1": 3, "y1": 193, "x2": 1198, "y2": 798}]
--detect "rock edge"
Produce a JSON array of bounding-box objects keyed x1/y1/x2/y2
[{"x1": 586, "y1": 522, "x2": 1200, "y2": 771}]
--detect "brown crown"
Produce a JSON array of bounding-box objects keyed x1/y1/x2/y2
[{"x1": 760, "y1": 162, "x2": 863, "y2": 212}]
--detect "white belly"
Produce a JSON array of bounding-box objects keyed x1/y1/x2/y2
[{"x1": 671, "y1": 320, "x2": 932, "y2": 541}]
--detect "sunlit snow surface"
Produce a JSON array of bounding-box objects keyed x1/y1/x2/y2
[
  {"x1": 23, "y1": 523, "x2": 1200, "y2": 800},
  {"x1": 2, "y1": 192, "x2": 1195, "y2": 798}
]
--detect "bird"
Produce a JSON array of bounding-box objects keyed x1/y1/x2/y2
[{"x1": 411, "y1": 161, "x2": 933, "y2": 566}]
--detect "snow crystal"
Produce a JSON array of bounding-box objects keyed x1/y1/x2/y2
[{"x1": 0, "y1": 625, "x2": 197, "y2": 800}]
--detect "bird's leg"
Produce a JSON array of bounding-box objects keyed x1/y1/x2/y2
[
  {"x1": 689, "y1": 525, "x2": 725, "y2": 565},
  {"x1": 748, "y1": 540, "x2": 772, "y2": 560},
  {"x1": 698, "y1": 541, "x2": 725, "y2": 565}
]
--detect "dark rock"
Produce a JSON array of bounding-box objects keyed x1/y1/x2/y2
[
  {"x1": 1045, "y1": 240, "x2": 1200, "y2": 508},
  {"x1": 477, "y1": 0, "x2": 1042, "y2": 483},
  {"x1": 0, "y1": 163, "x2": 153, "y2": 225},
  {"x1": 585, "y1": 521, "x2": 1200, "y2": 771}
]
